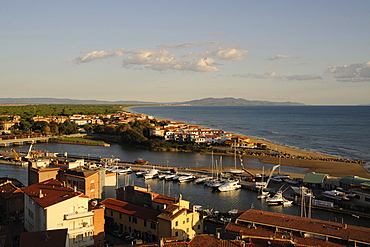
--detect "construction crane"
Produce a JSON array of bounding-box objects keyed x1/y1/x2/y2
[{"x1": 11, "y1": 148, "x2": 21, "y2": 161}]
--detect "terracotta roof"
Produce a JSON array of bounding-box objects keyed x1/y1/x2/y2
[
  {"x1": 226, "y1": 221, "x2": 344, "y2": 247},
  {"x1": 102, "y1": 198, "x2": 160, "y2": 222},
  {"x1": 189, "y1": 235, "x2": 218, "y2": 247},
  {"x1": 235, "y1": 209, "x2": 370, "y2": 244},
  {"x1": 157, "y1": 206, "x2": 188, "y2": 221},
  {"x1": 22, "y1": 178, "x2": 84, "y2": 208},
  {"x1": 0, "y1": 181, "x2": 23, "y2": 199}
]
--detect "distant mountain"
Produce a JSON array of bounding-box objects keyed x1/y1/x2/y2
[
  {"x1": 0, "y1": 97, "x2": 304, "y2": 106},
  {"x1": 0, "y1": 98, "x2": 155, "y2": 105},
  {"x1": 180, "y1": 97, "x2": 305, "y2": 106}
]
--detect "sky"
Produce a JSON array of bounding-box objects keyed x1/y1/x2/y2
[{"x1": 1, "y1": 0, "x2": 370, "y2": 105}]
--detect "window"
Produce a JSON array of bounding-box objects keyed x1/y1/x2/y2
[
  {"x1": 150, "y1": 223, "x2": 156, "y2": 230},
  {"x1": 186, "y1": 218, "x2": 189, "y2": 223},
  {"x1": 133, "y1": 217, "x2": 137, "y2": 223},
  {"x1": 110, "y1": 210, "x2": 113, "y2": 216},
  {"x1": 129, "y1": 216, "x2": 131, "y2": 222},
  {"x1": 175, "y1": 221, "x2": 178, "y2": 226},
  {"x1": 186, "y1": 228, "x2": 189, "y2": 233},
  {"x1": 175, "y1": 231, "x2": 178, "y2": 237},
  {"x1": 144, "y1": 221, "x2": 147, "y2": 227},
  {"x1": 119, "y1": 213, "x2": 122, "y2": 219}
]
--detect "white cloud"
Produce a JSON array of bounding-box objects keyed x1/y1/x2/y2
[
  {"x1": 268, "y1": 55, "x2": 292, "y2": 61},
  {"x1": 68, "y1": 42, "x2": 247, "y2": 72},
  {"x1": 122, "y1": 49, "x2": 218, "y2": 72},
  {"x1": 210, "y1": 48, "x2": 249, "y2": 61},
  {"x1": 326, "y1": 61, "x2": 370, "y2": 82},
  {"x1": 233, "y1": 71, "x2": 322, "y2": 81},
  {"x1": 69, "y1": 50, "x2": 125, "y2": 63}
]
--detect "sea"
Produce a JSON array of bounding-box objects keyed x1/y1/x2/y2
[
  {"x1": 130, "y1": 105, "x2": 370, "y2": 163},
  {"x1": 1, "y1": 105, "x2": 370, "y2": 227}
]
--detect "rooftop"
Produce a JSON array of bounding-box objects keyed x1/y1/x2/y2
[
  {"x1": 22, "y1": 178, "x2": 86, "y2": 208},
  {"x1": 102, "y1": 198, "x2": 161, "y2": 222},
  {"x1": 235, "y1": 209, "x2": 370, "y2": 244}
]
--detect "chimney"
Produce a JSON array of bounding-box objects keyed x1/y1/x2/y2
[{"x1": 39, "y1": 190, "x2": 44, "y2": 198}]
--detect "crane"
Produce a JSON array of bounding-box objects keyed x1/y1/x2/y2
[{"x1": 11, "y1": 148, "x2": 21, "y2": 161}]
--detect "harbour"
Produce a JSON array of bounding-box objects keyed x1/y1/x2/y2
[{"x1": 1, "y1": 142, "x2": 370, "y2": 228}]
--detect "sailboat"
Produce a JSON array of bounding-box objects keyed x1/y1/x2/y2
[
  {"x1": 225, "y1": 144, "x2": 245, "y2": 174},
  {"x1": 257, "y1": 167, "x2": 270, "y2": 199}
]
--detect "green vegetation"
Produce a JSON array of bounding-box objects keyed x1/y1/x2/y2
[
  {"x1": 49, "y1": 137, "x2": 107, "y2": 146},
  {"x1": 0, "y1": 104, "x2": 129, "y2": 118}
]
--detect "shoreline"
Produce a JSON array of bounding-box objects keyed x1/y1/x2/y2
[{"x1": 126, "y1": 106, "x2": 370, "y2": 179}]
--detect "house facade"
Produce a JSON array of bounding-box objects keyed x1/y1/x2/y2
[
  {"x1": 103, "y1": 185, "x2": 203, "y2": 242},
  {"x1": 22, "y1": 179, "x2": 105, "y2": 247}
]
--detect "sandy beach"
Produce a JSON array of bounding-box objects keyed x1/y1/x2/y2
[{"x1": 127, "y1": 107, "x2": 370, "y2": 179}]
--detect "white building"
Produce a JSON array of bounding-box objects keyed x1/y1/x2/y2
[{"x1": 22, "y1": 178, "x2": 104, "y2": 247}]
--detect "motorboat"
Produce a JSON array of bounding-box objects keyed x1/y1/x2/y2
[
  {"x1": 144, "y1": 168, "x2": 159, "y2": 179},
  {"x1": 218, "y1": 180, "x2": 241, "y2": 192},
  {"x1": 266, "y1": 190, "x2": 292, "y2": 205},
  {"x1": 178, "y1": 174, "x2": 196, "y2": 183},
  {"x1": 209, "y1": 180, "x2": 227, "y2": 188},
  {"x1": 164, "y1": 173, "x2": 177, "y2": 181},
  {"x1": 194, "y1": 175, "x2": 209, "y2": 184},
  {"x1": 172, "y1": 173, "x2": 192, "y2": 181},
  {"x1": 135, "y1": 169, "x2": 148, "y2": 177}
]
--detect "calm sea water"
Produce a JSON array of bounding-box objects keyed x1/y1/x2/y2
[{"x1": 130, "y1": 106, "x2": 370, "y2": 163}]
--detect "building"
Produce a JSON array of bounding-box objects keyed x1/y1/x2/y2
[
  {"x1": 22, "y1": 179, "x2": 105, "y2": 247},
  {"x1": 225, "y1": 209, "x2": 370, "y2": 246},
  {"x1": 102, "y1": 185, "x2": 203, "y2": 242},
  {"x1": 0, "y1": 179, "x2": 24, "y2": 220},
  {"x1": 58, "y1": 168, "x2": 104, "y2": 199}
]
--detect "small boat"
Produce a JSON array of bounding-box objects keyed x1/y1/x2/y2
[
  {"x1": 144, "y1": 168, "x2": 159, "y2": 179},
  {"x1": 134, "y1": 158, "x2": 148, "y2": 165},
  {"x1": 136, "y1": 169, "x2": 149, "y2": 177},
  {"x1": 266, "y1": 190, "x2": 292, "y2": 206},
  {"x1": 172, "y1": 173, "x2": 192, "y2": 181},
  {"x1": 209, "y1": 180, "x2": 227, "y2": 188},
  {"x1": 164, "y1": 173, "x2": 177, "y2": 181},
  {"x1": 218, "y1": 180, "x2": 241, "y2": 192},
  {"x1": 194, "y1": 175, "x2": 209, "y2": 184},
  {"x1": 178, "y1": 175, "x2": 196, "y2": 183}
]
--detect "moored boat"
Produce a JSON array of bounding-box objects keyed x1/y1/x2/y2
[{"x1": 218, "y1": 180, "x2": 241, "y2": 192}]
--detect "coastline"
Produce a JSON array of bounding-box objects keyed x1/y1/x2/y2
[{"x1": 126, "y1": 106, "x2": 370, "y2": 179}]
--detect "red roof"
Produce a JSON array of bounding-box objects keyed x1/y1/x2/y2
[
  {"x1": 235, "y1": 209, "x2": 370, "y2": 244},
  {"x1": 102, "y1": 198, "x2": 160, "y2": 222},
  {"x1": 22, "y1": 179, "x2": 84, "y2": 208}
]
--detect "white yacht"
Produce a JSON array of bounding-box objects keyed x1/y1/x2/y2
[
  {"x1": 266, "y1": 190, "x2": 292, "y2": 206},
  {"x1": 218, "y1": 180, "x2": 241, "y2": 192},
  {"x1": 193, "y1": 175, "x2": 209, "y2": 184},
  {"x1": 178, "y1": 174, "x2": 195, "y2": 183},
  {"x1": 143, "y1": 168, "x2": 159, "y2": 179}
]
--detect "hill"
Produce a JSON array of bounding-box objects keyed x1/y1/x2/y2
[
  {"x1": 0, "y1": 97, "x2": 304, "y2": 106},
  {"x1": 181, "y1": 97, "x2": 304, "y2": 106}
]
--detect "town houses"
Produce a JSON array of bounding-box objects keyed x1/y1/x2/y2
[{"x1": 1, "y1": 112, "x2": 260, "y2": 148}]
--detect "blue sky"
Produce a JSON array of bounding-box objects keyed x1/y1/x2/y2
[{"x1": 1, "y1": 1, "x2": 369, "y2": 105}]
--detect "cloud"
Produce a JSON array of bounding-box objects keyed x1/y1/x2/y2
[
  {"x1": 233, "y1": 71, "x2": 322, "y2": 81},
  {"x1": 69, "y1": 49, "x2": 125, "y2": 63},
  {"x1": 122, "y1": 49, "x2": 218, "y2": 72},
  {"x1": 268, "y1": 55, "x2": 292, "y2": 61},
  {"x1": 68, "y1": 42, "x2": 248, "y2": 72},
  {"x1": 326, "y1": 61, "x2": 370, "y2": 82},
  {"x1": 209, "y1": 48, "x2": 249, "y2": 61}
]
